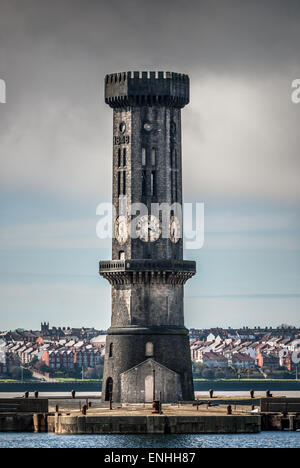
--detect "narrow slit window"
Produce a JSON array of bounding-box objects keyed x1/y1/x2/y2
[
  {"x1": 118, "y1": 172, "x2": 121, "y2": 197},
  {"x1": 142, "y1": 170, "x2": 147, "y2": 197},
  {"x1": 171, "y1": 170, "x2": 174, "y2": 201},
  {"x1": 142, "y1": 148, "x2": 146, "y2": 166},
  {"x1": 122, "y1": 171, "x2": 126, "y2": 195},
  {"x1": 123, "y1": 148, "x2": 126, "y2": 167},
  {"x1": 151, "y1": 171, "x2": 156, "y2": 197},
  {"x1": 119, "y1": 251, "x2": 125, "y2": 260},
  {"x1": 118, "y1": 148, "x2": 121, "y2": 167},
  {"x1": 151, "y1": 148, "x2": 156, "y2": 166}
]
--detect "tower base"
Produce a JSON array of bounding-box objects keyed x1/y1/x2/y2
[{"x1": 102, "y1": 326, "x2": 194, "y2": 403}]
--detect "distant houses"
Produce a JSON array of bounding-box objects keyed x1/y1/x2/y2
[
  {"x1": 190, "y1": 328, "x2": 300, "y2": 371},
  {"x1": 0, "y1": 324, "x2": 299, "y2": 377},
  {"x1": 0, "y1": 324, "x2": 106, "y2": 377}
]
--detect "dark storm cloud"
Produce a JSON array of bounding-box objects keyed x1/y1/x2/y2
[
  {"x1": 1, "y1": 0, "x2": 300, "y2": 74},
  {"x1": 0, "y1": 0, "x2": 300, "y2": 201}
]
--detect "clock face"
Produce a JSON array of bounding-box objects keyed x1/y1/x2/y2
[
  {"x1": 169, "y1": 216, "x2": 181, "y2": 243},
  {"x1": 115, "y1": 216, "x2": 128, "y2": 244},
  {"x1": 136, "y1": 215, "x2": 161, "y2": 242}
]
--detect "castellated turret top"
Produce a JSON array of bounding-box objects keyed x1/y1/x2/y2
[{"x1": 105, "y1": 71, "x2": 189, "y2": 109}]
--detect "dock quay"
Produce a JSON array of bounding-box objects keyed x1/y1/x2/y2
[{"x1": 1, "y1": 395, "x2": 300, "y2": 434}]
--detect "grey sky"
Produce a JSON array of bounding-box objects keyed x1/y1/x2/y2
[
  {"x1": 0, "y1": 0, "x2": 300, "y2": 329},
  {"x1": 1, "y1": 0, "x2": 300, "y2": 202}
]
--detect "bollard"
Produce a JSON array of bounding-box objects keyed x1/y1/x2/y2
[
  {"x1": 159, "y1": 392, "x2": 163, "y2": 414},
  {"x1": 81, "y1": 404, "x2": 87, "y2": 415},
  {"x1": 209, "y1": 389, "x2": 214, "y2": 399},
  {"x1": 288, "y1": 415, "x2": 296, "y2": 431},
  {"x1": 152, "y1": 400, "x2": 160, "y2": 414},
  {"x1": 250, "y1": 390, "x2": 255, "y2": 399},
  {"x1": 227, "y1": 405, "x2": 232, "y2": 415},
  {"x1": 71, "y1": 390, "x2": 76, "y2": 399},
  {"x1": 34, "y1": 391, "x2": 39, "y2": 399},
  {"x1": 24, "y1": 391, "x2": 29, "y2": 399}
]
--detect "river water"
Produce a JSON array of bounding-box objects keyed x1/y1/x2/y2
[{"x1": 0, "y1": 432, "x2": 300, "y2": 448}]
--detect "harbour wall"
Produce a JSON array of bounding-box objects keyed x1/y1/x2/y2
[
  {"x1": 2, "y1": 380, "x2": 300, "y2": 393},
  {"x1": 48, "y1": 414, "x2": 261, "y2": 434}
]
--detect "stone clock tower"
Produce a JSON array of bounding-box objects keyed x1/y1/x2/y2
[{"x1": 100, "y1": 71, "x2": 196, "y2": 403}]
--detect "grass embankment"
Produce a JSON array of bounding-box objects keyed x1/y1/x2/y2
[
  {"x1": 54, "y1": 378, "x2": 102, "y2": 382},
  {"x1": 193, "y1": 378, "x2": 299, "y2": 382},
  {"x1": 1, "y1": 377, "x2": 298, "y2": 383}
]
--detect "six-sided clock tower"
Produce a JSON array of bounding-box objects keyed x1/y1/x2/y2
[{"x1": 100, "y1": 71, "x2": 196, "y2": 403}]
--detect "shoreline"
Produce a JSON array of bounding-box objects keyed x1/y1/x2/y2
[{"x1": 1, "y1": 379, "x2": 300, "y2": 394}]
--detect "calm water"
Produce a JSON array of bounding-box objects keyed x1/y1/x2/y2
[{"x1": 0, "y1": 432, "x2": 300, "y2": 448}]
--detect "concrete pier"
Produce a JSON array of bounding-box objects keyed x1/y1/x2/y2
[
  {"x1": 1, "y1": 396, "x2": 300, "y2": 434},
  {"x1": 0, "y1": 413, "x2": 34, "y2": 432},
  {"x1": 48, "y1": 413, "x2": 260, "y2": 434}
]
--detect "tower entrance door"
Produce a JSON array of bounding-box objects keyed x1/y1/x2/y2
[{"x1": 145, "y1": 374, "x2": 154, "y2": 402}]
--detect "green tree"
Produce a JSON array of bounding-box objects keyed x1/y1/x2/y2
[{"x1": 202, "y1": 368, "x2": 215, "y2": 379}]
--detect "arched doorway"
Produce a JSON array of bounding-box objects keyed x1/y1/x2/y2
[
  {"x1": 105, "y1": 377, "x2": 113, "y2": 401},
  {"x1": 145, "y1": 374, "x2": 154, "y2": 402}
]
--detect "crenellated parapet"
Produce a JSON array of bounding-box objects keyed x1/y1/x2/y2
[
  {"x1": 99, "y1": 259, "x2": 196, "y2": 273},
  {"x1": 105, "y1": 71, "x2": 189, "y2": 109}
]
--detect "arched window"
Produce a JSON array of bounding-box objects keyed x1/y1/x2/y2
[
  {"x1": 109, "y1": 343, "x2": 113, "y2": 357},
  {"x1": 119, "y1": 251, "x2": 125, "y2": 260},
  {"x1": 145, "y1": 342, "x2": 154, "y2": 357}
]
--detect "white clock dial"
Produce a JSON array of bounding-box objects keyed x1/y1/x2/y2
[
  {"x1": 115, "y1": 216, "x2": 128, "y2": 244},
  {"x1": 169, "y1": 216, "x2": 181, "y2": 243},
  {"x1": 136, "y1": 215, "x2": 161, "y2": 242}
]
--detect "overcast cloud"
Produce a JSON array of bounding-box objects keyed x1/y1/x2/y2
[
  {"x1": 0, "y1": 0, "x2": 300, "y2": 329},
  {"x1": 1, "y1": 0, "x2": 300, "y2": 201}
]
